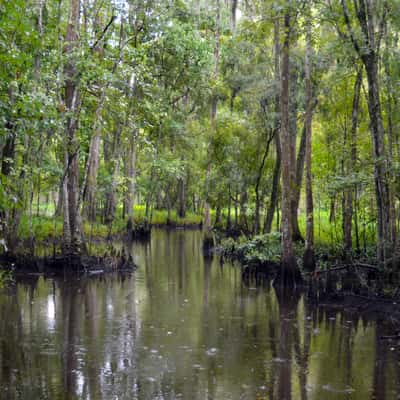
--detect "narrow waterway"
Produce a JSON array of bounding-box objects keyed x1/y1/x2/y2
[{"x1": 0, "y1": 229, "x2": 399, "y2": 399}]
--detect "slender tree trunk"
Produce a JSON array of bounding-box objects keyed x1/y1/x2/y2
[
  {"x1": 82, "y1": 91, "x2": 109, "y2": 224},
  {"x1": 343, "y1": 69, "x2": 362, "y2": 260},
  {"x1": 227, "y1": 185, "x2": 232, "y2": 230},
  {"x1": 83, "y1": 127, "x2": 101, "y2": 221},
  {"x1": 292, "y1": 125, "x2": 306, "y2": 241},
  {"x1": 203, "y1": 0, "x2": 220, "y2": 248},
  {"x1": 265, "y1": 137, "x2": 281, "y2": 234},
  {"x1": 365, "y1": 57, "x2": 391, "y2": 266},
  {"x1": 62, "y1": 151, "x2": 71, "y2": 248},
  {"x1": 63, "y1": 0, "x2": 83, "y2": 258},
  {"x1": 125, "y1": 132, "x2": 137, "y2": 226},
  {"x1": 55, "y1": 160, "x2": 64, "y2": 217},
  {"x1": 341, "y1": 0, "x2": 392, "y2": 267},
  {"x1": 215, "y1": 203, "x2": 222, "y2": 225},
  {"x1": 1, "y1": 124, "x2": 15, "y2": 177},
  {"x1": 239, "y1": 190, "x2": 248, "y2": 231},
  {"x1": 288, "y1": 59, "x2": 302, "y2": 242},
  {"x1": 254, "y1": 134, "x2": 273, "y2": 234},
  {"x1": 384, "y1": 31, "x2": 397, "y2": 246},
  {"x1": 303, "y1": 19, "x2": 315, "y2": 271},
  {"x1": 104, "y1": 126, "x2": 122, "y2": 226},
  {"x1": 230, "y1": 0, "x2": 238, "y2": 33},
  {"x1": 265, "y1": 18, "x2": 281, "y2": 234},
  {"x1": 275, "y1": 9, "x2": 302, "y2": 287},
  {"x1": 178, "y1": 158, "x2": 186, "y2": 218},
  {"x1": 234, "y1": 191, "x2": 239, "y2": 227}
]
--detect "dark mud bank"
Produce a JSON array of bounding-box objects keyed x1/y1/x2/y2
[{"x1": 0, "y1": 252, "x2": 137, "y2": 275}]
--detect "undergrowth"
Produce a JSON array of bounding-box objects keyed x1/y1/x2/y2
[{"x1": 17, "y1": 206, "x2": 202, "y2": 242}]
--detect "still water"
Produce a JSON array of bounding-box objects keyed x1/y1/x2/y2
[{"x1": 0, "y1": 229, "x2": 399, "y2": 400}]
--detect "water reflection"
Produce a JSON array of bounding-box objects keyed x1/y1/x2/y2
[{"x1": 0, "y1": 229, "x2": 399, "y2": 399}]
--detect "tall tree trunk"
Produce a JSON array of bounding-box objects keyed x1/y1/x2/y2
[
  {"x1": 178, "y1": 177, "x2": 186, "y2": 218},
  {"x1": 234, "y1": 191, "x2": 239, "y2": 227},
  {"x1": 254, "y1": 133, "x2": 273, "y2": 234},
  {"x1": 104, "y1": 126, "x2": 122, "y2": 226},
  {"x1": 275, "y1": 9, "x2": 302, "y2": 287},
  {"x1": 203, "y1": 0, "x2": 220, "y2": 248},
  {"x1": 341, "y1": 0, "x2": 392, "y2": 267},
  {"x1": 227, "y1": 185, "x2": 232, "y2": 230},
  {"x1": 303, "y1": 19, "x2": 315, "y2": 271},
  {"x1": 292, "y1": 125, "x2": 306, "y2": 241},
  {"x1": 289, "y1": 58, "x2": 302, "y2": 242},
  {"x1": 178, "y1": 157, "x2": 186, "y2": 218},
  {"x1": 365, "y1": 57, "x2": 391, "y2": 266},
  {"x1": 230, "y1": 0, "x2": 238, "y2": 33},
  {"x1": 63, "y1": 0, "x2": 83, "y2": 258},
  {"x1": 264, "y1": 18, "x2": 281, "y2": 234},
  {"x1": 83, "y1": 125, "x2": 101, "y2": 221},
  {"x1": 265, "y1": 136, "x2": 281, "y2": 234},
  {"x1": 384, "y1": 30, "x2": 397, "y2": 246},
  {"x1": 343, "y1": 69, "x2": 362, "y2": 260},
  {"x1": 125, "y1": 132, "x2": 137, "y2": 226},
  {"x1": 82, "y1": 8, "x2": 119, "y2": 222},
  {"x1": 239, "y1": 190, "x2": 248, "y2": 231}
]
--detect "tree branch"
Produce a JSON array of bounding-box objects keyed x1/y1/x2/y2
[{"x1": 91, "y1": 14, "x2": 117, "y2": 51}]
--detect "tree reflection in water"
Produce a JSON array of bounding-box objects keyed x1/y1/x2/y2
[{"x1": 0, "y1": 229, "x2": 399, "y2": 400}]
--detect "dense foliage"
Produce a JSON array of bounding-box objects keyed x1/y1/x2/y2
[{"x1": 1, "y1": 0, "x2": 400, "y2": 274}]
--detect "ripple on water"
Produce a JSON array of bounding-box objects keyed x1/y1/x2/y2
[
  {"x1": 322, "y1": 384, "x2": 355, "y2": 393},
  {"x1": 206, "y1": 347, "x2": 218, "y2": 356}
]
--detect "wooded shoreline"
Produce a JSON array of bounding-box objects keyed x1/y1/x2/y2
[{"x1": 2, "y1": 1, "x2": 400, "y2": 290}]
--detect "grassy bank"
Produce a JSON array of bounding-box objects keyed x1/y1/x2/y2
[
  {"x1": 18, "y1": 205, "x2": 203, "y2": 242},
  {"x1": 17, "y1": 203, "x2": 376, "y2": 254}
]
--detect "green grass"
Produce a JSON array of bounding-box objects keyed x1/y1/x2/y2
[
  {"x1": 18, "y1": 203, "x2": 376, "y2": 254},
  {"x1": 18, "y1": 205, "x2": 203, "y2": 242}
]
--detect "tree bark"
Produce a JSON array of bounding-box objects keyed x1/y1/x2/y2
[
  {"x1": 303, "y1": 19, "x2": 315, "y2": 271},
  {"x1": 83, "y1": 125, "x2": 101, "y2": 221},
  {"x1": 275, "y1": 9, "x2": 302, "y2": 287},
  {"x1": 292, "y1": 125, "x2": 306, "y2": 242},
  {"x1": 343, "y1": 69, "x2": 362, "y2": 260},
  {"x1": 104, "y1": 126, "x2": 122, "y2": 226},
  {"x1": 231, "y1": 0, "x2": 238, "y2": 33},
  {"x1": 254, "y1": 132, "x2": 273, "y2": 234},
  {"x1": 63, "y1": 0, "x2": 83, "y2": 258},
  {"x1": 341, "y1": 0, "x2": 392, "y2": 267},
  {"x1": 289, "y1": 57, "x2": 302, "y2": 242},
  {"x1": 125, "y1": 131, "x2": 137, "y2": 226},
  {"x1": 178, "y1": 157, "x2": 186, "y2": 218},
  {"x1": 264, "y1": 18, "x2": 281, "y2": 234},
  {"x1": 203, "y1": 0, "x2": 220, "y2": 248}
]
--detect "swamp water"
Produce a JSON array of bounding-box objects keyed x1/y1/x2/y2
[{"x1": 0, "y1": 229, "x2": 399, "y2": 400}]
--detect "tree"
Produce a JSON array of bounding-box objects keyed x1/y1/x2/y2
[
  {"x1": 341, "y1": 0, "x2": 391, "y2": 267},
  {"x1": 275, "y1": 5, "x2": 302, "y2": 287},
  {"x1": 63, "y1": 0, "x2": 84, "y2": 258},
  {"x1": 303, "y1": 12, "x2": 315, "y2": 271}
]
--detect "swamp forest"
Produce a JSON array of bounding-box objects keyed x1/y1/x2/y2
[{"x1": 1, "y1": 0, "x2": 400, "y2": 399}]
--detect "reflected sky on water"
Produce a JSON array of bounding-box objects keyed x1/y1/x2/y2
[{"x1": 0, "y1": 229, "x2": 399, "y2": 400}]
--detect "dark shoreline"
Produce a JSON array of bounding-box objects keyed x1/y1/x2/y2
[{"x1": 1, "y1": 226, "x2": 400, "y2": 326}]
